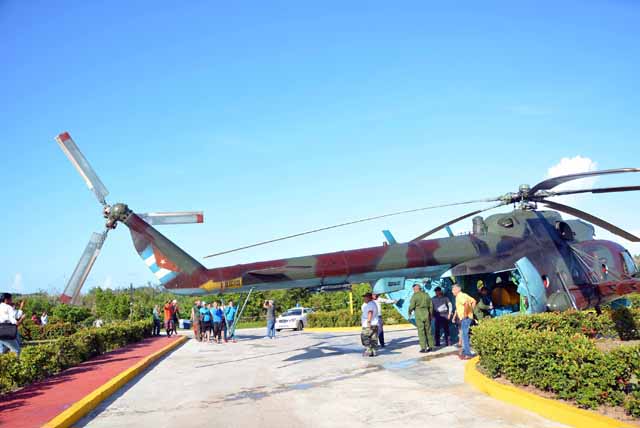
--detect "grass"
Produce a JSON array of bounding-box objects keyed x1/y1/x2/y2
[{"x1": 234, "y1": 321, "x2": 265, "y2": 329}]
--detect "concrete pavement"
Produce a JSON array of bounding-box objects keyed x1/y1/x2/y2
[{"x1": 78, "y1": 328, "x2": 565, "y2": 428}]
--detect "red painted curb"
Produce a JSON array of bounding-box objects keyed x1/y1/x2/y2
[{"x1": 0, "y1": 335, "x2": 182, "y2": 428}]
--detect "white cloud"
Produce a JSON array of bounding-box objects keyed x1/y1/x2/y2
[
  {"x1": 104, "y1": 275, "x2": 113, "y2": 289},
  {"x1": 545, "y1": 156, "x2": 598, "y2": 202},
  {"x1": 10, "y1": 273, "x2": 23, "y2": 292}
]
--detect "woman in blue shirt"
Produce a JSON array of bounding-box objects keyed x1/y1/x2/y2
[
  {"x1": 211, "y1": 302, "x2": 224, "y2": 343},
  {"x1": 199, "y1": 303, "x2": 212, "y2": 342}
]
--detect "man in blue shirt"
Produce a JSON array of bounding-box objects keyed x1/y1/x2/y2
[{"x1": 224, "y1": 301, "x2": 238, "y2": 343}]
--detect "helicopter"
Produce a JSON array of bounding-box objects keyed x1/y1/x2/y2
[{"x1": 54, "y1": 131, "x2": 640, "y2": 321}]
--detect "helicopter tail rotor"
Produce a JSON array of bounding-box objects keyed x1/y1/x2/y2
[{"x1": 55, "y1": 132, "x2": 205, "y2": 304}]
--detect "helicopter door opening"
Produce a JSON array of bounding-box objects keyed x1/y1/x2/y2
[
  {"x1": 441, "y1": 270, "x2": 523, "y2": 318},
  {"x1": 514, "y1": 257, "x2": 548, "y2": 314}
]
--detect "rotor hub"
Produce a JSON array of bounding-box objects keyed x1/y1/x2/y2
[{"x1": 103, "y1": 202, "x2": 132, "y2": 229}]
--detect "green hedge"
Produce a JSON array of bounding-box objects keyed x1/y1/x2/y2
[
  {"x1": 472, "y1": 309, "x2": 640, "y2": 416},
  {"x1": 18, "y1": 320, "x2": 79, "y2": 341},
  {"x1": 307, "y1": 310, "x2": 404, "y2": 328},
  {"x1": 0, "y1": 320, "x2": 152, "y2": 396},
  {"x1": 307, "y1": 310, "x2": 360, "y2": 327}
]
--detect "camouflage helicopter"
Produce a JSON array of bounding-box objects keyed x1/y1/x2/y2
[{"x1": 55, "y1": 132, "x2": 640, "y2": 322}]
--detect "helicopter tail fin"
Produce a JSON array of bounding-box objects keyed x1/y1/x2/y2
[{"x1": 125, "y1": 213, "x2": 206, "y2": 287}]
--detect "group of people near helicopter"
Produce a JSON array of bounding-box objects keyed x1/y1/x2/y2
[{"x1": 189, "y1": 299, "x2": 238, "y2": 343}]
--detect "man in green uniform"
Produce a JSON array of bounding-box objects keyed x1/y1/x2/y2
[{"x1": 409, "y1": 282, "x2": 434, "y2": 353}]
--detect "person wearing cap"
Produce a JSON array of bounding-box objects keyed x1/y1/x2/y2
[
  {"x1": 475, "y1": 280, "x2": 494, "y2": 321},
  {"x1": 408, "y1": 283, "x2": 434, "y2": 353},
  {"x1": 360, "y1": 292, "x2": 379, "y2": 357},
  {"x1": 372, "y1": 293, "x2": 397, "y2": 348},
  {"x1": 452, "y1": 284, "x2": 476, "y2": 359}
]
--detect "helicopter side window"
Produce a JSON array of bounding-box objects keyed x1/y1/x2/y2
[
  {"x1": 555, "y1": 222, "x2": 574, "y2": 241},
  {"x1": 498, "y1": 217, "x2": 514, "y2": 228},
  {"x1": 621, "y1": 251, "x2": 638, "y2": 275}
]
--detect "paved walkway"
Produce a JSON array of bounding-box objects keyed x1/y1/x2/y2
[
  {"x1": 78, "y1": 328, "x2": 565, "y2": 428},
  {"x1": 0, "y1": 335, "x2": 182, "y2": 428}
]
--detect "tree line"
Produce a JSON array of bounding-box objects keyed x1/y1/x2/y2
[{"x1": 11, "y1": 283, "x2": 374, "y2": 324}]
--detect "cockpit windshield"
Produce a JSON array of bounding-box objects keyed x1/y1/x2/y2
[{"x1": 621, "y1": 251, "x2": 638, "y2": 275}]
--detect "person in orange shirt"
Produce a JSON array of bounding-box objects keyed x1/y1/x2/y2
[{"x1": 163, "y1": 300, "x2": 175, "y2": 337}]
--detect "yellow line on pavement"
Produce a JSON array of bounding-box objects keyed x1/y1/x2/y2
[
  {"x1": 43, "y1": 335, "x2": 188, "y2": 428},
  {"x1": 464, "y1": 357, "x2": 635, "y2": 428}
]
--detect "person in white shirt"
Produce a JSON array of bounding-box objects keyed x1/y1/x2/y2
[
  {"x1": 0, "y1": 293, "x2": 21, "y2": 355},
  {"x1": 372, "y1": 293, "x2": 397, "y2": 348},
  {"x1": 360, "y1": 292, "x2": 379, "y2": 357},
  {"x1": 41, "y1": 311, "x2": 48, "y2": 326}
]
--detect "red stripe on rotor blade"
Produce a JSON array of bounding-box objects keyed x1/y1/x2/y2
[
  {"x1": 57, "y1": 132, "x2": 71, "y2": 142},
  {"x1": 196, "y1": 213, "x2": 204, "y2": 223},
  {"x1": 60, "y1": 294, "x2": 72, "y2": 304}
]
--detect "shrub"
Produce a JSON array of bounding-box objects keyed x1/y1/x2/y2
[
  {"x1": 52, "y1": 304, "x2": 93, "y2": 323},
  {"x1": 472, "y1": 309, "x2": 640, "y2": 416},
  {"x1": 19, "y1": 320, "x2": 78, "y2": 341},
  {"x1": 0, "y1": 320, "x2": 153, "y2": 396},
  {"x1": 307, "y1": 310, "x2": 360, "y2": 328},
  {"x1": 626, "y1": 391, "x2": 640, "y2": 418}
]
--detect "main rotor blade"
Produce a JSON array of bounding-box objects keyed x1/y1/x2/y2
[
  {"x1": 544, "y1": 185, "x2": 640, "y2": 198},
  {"x1": 55, "y1": 132, "x2": 110, "y2": 205},
  {"x1": 203, "y1": 198, "x2": 501, "y2": 258},
  {"x1": 60, "y1": 231, "x2": 108, "y2": 305},
  {"x1": 530, "y1": 168, "x2": 640, "y2": 195},
  {"x1": 139, "y1": 211, "x2": 204, "y2": 225},
  {"x1": 543, "y1": 200, "x2": 640, "y2": 242},
  {"x1": 411, "y1": 203, "x2": 505, "y2": 241}
]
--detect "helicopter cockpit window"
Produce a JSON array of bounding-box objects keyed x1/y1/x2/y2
[
  {"x1": 498, "y1": 217, "x2": 514, "y2": 228},
  {"x1": 621, "y1": 251, "x2": 638, "y2": 275}
]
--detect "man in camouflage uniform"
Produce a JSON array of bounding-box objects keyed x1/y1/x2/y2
[
  {"x1": 409, "y1": 282, "x2": 434, "y2": 353},
  {"x1": 360, "y1": 292, "x2": 379, "y2": 357}
]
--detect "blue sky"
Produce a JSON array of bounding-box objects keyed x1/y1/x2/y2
[{"x1": 2, "y1": 1, "x2": 639, "y2": 294}]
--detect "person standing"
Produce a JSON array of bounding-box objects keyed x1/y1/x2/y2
[
  {"x1": 224, "y1": 301, "x2": 238, "y2": 342},
  {"x1": 264, "y1": 300, "x2": 276, "y2": 339},
  {"x1": 171, "y1": 300, "x2": 180, "y2": 334},
  {"x1": 0, "y1": 293, "x2": 21, "y2": 355},
  {"x1": 431, "y1": 287, "x2": 452, "y2": 346},
  {"x1": 452, "y1": 284, "x2": 476, "y2": 359},
  {"x1": 475, "y1": 282, "x2": 494, "y2": 321},
  {"x1": 40, "y1": 311, "x2": 48, "y2": 326},
  {"x1": 31, "y1": 312, "x2": 41, "y2": 325},
  {"x1": 211, "y1": 301, "x2": 223, "y2": 343},
  {"x1": 199, "y1": 302, "x2": 212, "y2": 342},
  {"x1": 163, "y1": 300, "x2": 174, "y2": 337},
  {"x1": 191, "y1": 300, "x2": 202, "y2": 341},
  {"x1": 360, "y1": 292, "x2": 379, "y2": 357},
  {"x1": 408, "y1": 283, "x2": 434, "y2": 353},
  {"x1": 152, "y1": 305, "x2": 162, "y2": 336},
  {"x1": 372, "y1": 293, "x2": 397, "y2": 348}
]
